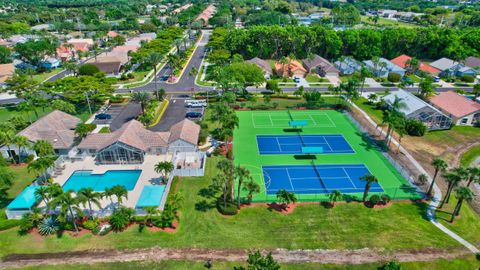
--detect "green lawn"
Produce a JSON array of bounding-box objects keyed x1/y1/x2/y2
[
  {"x1": 352, "y1": 97, "x2": 383, "y2": 124},
  {"x1": 234, "y1": 110, "x2": 419, "y2": 202},
  {"x1": 31, "y1": 68, "x2": 64, "y2": 83},
  {"x1": 0, "y1": 157, "x2": 462, "y2": 257},
  {"x1": 13, "y1": 255, "x2": 480, "y2": 270},
  {"x1": 98, "y1": 126, "x2": 110, "y2": 133},
  {"x1": 0, "y1": 105, "x2": 92, "y2": 123},
  {"x1": 305, "y1": 74, "x2": 329, "y2": 83},
  {"x1": 460, "y1": 145, "x2": 480, "y2": 167}
]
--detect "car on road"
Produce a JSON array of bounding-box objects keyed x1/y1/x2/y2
[
  {"x1": 177, "y1": 94, "x2": 190, "y2": 98},
  {"x1": 433, "y1": 76, "x2": 441, "y2": 82},
  {"x1": 95, "y1": 113, "x2": 112, "y2": 120},
  {"x1": 186, "y1": 112, "x2": 202, "y2": 118},
  {"x1": 293, "y1": 77, "x2": 300, "y2": 83},
  {"x1": 160, "y1": 75, "x2": 169, "y2": 81},
  {"x1": 186, "y1": 103, "x2": 206, "y2": 108}
]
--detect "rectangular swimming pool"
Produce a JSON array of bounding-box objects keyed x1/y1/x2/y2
[
  {"x1": 63, "y1": 170, "x2": 142, "y2": 192},
  {"x1": 256, "y1": 134, "x2": 354, "y2": 155}
]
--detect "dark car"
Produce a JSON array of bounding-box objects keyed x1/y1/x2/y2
[
  {"x1": 160, "y1": 75, "x2": 169, "y2": 81},
  {"x1": 95, "y1": 113, "x2": 112, "y2": 120},
  {"x1": 186, "y1": 112, "x2": 202, "y2": 118}
]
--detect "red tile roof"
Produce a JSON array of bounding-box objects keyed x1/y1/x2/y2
[
  {"x1": 390, "y1": 54, "x2": 440, "y2": 74},
  {"x1": 430, "y1": 91, "x2": 480, "y2": 118}
]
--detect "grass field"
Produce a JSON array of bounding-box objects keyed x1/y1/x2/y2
[
  {"x1": 460, "y1": 145, "x2": 480, "y2": 167},
  {"x1": 233, "y1": 110, "x2": 418, "y2": 202},
  {"x1": 0, "y1": 157, "x2": 461, "y2": 257},
  {"x1": 13, "y1": 255, "x2": 480, "y2": 270}
]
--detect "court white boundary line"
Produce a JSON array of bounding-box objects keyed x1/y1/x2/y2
[
  {"x1": 251, "y1": 111, "x2": 336, "y2": 128},
  {"x1": 342, "y1": 167, "x2": 358, "y2": 189},
  {"x1": 256, "y1": 134, "x2": 356, "y2": 155},
  {"x1": 284, "y1": 168, "x2": 295, "y2": 190}
]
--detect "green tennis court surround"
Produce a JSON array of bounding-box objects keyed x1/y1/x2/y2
[{"x1": 233, "y1": 110, "x2": 420, "y2": 202}]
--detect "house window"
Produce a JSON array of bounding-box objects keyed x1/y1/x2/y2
[{"x1": 461, "y1": 118, "x2": 468, "y2": 124}]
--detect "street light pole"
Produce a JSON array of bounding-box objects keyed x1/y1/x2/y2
[{"x1": 85, "y1": 92, "x2": 92, "y2": 115}]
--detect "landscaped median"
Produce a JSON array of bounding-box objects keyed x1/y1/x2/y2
[{"x1": 147, "y1": 99, "x2": 169, "y2": 128}]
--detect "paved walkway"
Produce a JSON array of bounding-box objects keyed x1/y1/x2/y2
[{"x1": 349, "y1": 100, "x2": 479, "y2": 254}]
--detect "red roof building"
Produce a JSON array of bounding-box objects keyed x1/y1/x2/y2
[
  {"x1": 390, "y1": 54, "x2": 440, "y2": 75},
  {"x1": 429, "y1": 91, "x2": 480, "y2": 126}
]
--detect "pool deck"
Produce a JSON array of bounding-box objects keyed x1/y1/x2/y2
[{"x1": 45, "y1": 154, "x2": 173, "y2": 211}]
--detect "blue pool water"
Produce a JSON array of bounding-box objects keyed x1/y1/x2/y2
[{"x1": 63, "y1": 170, "x2": 142, "y2": 192}]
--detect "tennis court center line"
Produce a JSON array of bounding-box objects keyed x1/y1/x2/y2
[
  {"x1": 342, "y1": 167, "x2": 358, "y2": 189},
  {"x1": 284, "y1": 168, "x2": 296, "y2": 191}
]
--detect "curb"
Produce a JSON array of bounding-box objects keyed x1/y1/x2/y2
[
  {"x1": 148, "y1": 99, "x2": 169, "y2": 128},
  {"x1": 167, "y1": 32, "x2": 204, "y2": 85}
]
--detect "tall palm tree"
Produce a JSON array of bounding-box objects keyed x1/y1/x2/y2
[
  {"x1": 358, "y1": 67, "x2": 371, "y2": 94},
  {"x1": 77, "y1": 188, "x2": 102, "y2": 218},
  {"x1": 27, "y1": 156, "x2": 55, "y2": 183},
  {"x1": 49, "y1": 190, "x2": 81, "y2": 232},
  {"x1": 329, "y1": 190, "x2": 343, "y2": 207},
  {"x1": 103, "y1": 187, "x2": 115, "y2": 207},
  {"x1": 143, "y1": 206, "x2": 159, "y2": 226},
  {"x1": 465, "y1": 167, "x2": 480, "y2": 187},
  {"x1": 0, "y1": 130, "x2": 15, "y2": 162},
  {"x1": 13, "y1": 135, "x2": 30, "y2": 164},
  {"x1": 33, "y1": 140, "x2": 55, "y2": 157},
  {"x1": 427, "y1": 158, "x2": 448, "y2": 198},
  {"x1": 450, "y1": 187, "x2": 475, "y2": 222},
  {"x1": 147, "y1": 52, "x2": 163, "y2": 100},
  {"x1": 359, "y1": 174, "x2": 379, "y2": 202},
  {"x1": 213, "y1": 174, "x2": 229, "y2": 208},
  {"x1": 234, "y1": 165, "x2": 252, "y2": 209},
  {"x1": 438, "y1": 171, "x2": 462, "y2": 208},
  {"x1": 217, "y1": 158, "x2": 234, "y2": 202},
  {"x1": 154, "y1": 161, "x2": 174, "y2": 181},
  {"x1": 111, "y1": 185, "x2": 128, "y2": 208},
  {"x1": 34, "y1": 186, "x2": 51, "y2": 207},
  {"x1": 131, "y1": 91, "x2": 150, "y2": 114},
  {"x1": 242, "y1": 180, "x2": 260, "y2": 205},
  {"x1": 166, "y1": 53, "x2": 180, "y2": 76}
]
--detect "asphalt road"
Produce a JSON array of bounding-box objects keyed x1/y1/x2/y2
[{"x1": 117, "y1": 30, "x2": 213, "y2": 94}]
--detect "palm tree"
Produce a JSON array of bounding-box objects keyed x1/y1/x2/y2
[
  {"x1": 234, "y1": 165, "x2": 252, "y2": 209},
  {"x1": 63, "y1": 61, "x2": 78, "y2": 76},
  {"x1": 34, "y1": 185, "x2": 51, "y2": 207},
  {"x1": 13, "y1": 135, "x2": 30, "y2": 164},
  {"x1": 359, "y1": 174, "x2": 379, "y2": 202},
  {"x1": 154, "y1": 161, "x2": 174, "y2": 181},
  {"x1": 49, "y1": 190, "x2": 81, "y2": 232},
  {"x1": 32, "y1": 140, "x2": 55, "y2": 157},
  {"x1": 465, "y1": 167, "x2": 480, "y2": 187},
  {"x1": 111, "y1": 185, "x2": 128, "y2": 208},
  {"x1": 103, "y1": 187, "x2": 115, "y2": 207},
  {"x1": 131, "y1": 91, "x2": 150, "y2": 114},
  {"x1": 329, "y1": 190, "x2": 343, "y2": 207},
  {"x1": 143, "y1": 206, "x2": 159, "y2": 226},
  {"x1": 77, "y1": 188, "x2": 102, "y2": 218},
  {"x1": 438, "y1": 171, "x2": 462, "y2": 208},
  {"x1": 27, "y1": 156, "x2": 55, "y2": 183},
  {"x1": 217, "y1": 158, "x2": 234, "y2": 202},
  {"x1": 276, "y1": 189, "x2": 297, "y2": 209},
  {"x1": 358, "y1": 67, "x2": 371, "y2": 93},
  {"x1": 242, "y1": 180, "x2": 260, "y2": 205},
  {"x1": 147, "y1": 52, "x2": 163, "y2": 100},
  {"x1": 0, "y1": 130, "x2": 15, "y2": 162},
  {"x1": 213, "y1": 174, "x2": 229, "y2": 208},
  {"x1": 450, "y1": 187, "x2": 475, "y2": 222},
  {"x1": 166, "y1": 53, "x2": 180, "y2": 76},
  {"x1": 427, "y1": 158, "x2": 448, "y2": 198}
]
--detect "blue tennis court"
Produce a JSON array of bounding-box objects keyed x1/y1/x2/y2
[
  {"x1": 257, "y1": 134, "x2": 354, "y2": 155},
  {"x1": 262, "y1": 164, "x2": 383, "y2": 195}
]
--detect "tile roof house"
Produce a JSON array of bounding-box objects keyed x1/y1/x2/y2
[
  {"x1": 0, "y1": 63, "x2": 15, "y2": 84},
  {"x1": 78, "y1": 119, "x2": 200, "y2": 164},
  {"x1": 390, "y1": 54, "x2": 440, "y2": 75},
  {"x1": 383, "y1": 89, "x2": 451, "y2": 130},
  {"x1": 429, "y1": 91, "x2": 480, "y2": 126},
  {"x1": 0, "y1": 110, "x2": 82, "y2": 159},
  {"x1": 246, "y1": 57, "x2": 272, "y2": 78},
  {"x1": 334, "y1": 57, "x2": 362, "y2": 75},
  {"x1": 302, "y1": 54, "x2": 340, "y2": 76},
  {"x1": 274, "y1": 59, "x2": 307, "y2": 78},
  {"x1": 363, "y1": 58, "x2": 406, "y2": 78},
  {"x1": 430, "y1": 57, "x2": 477, "y2": 77},
  {"x1": 87, "y1": 52, "x2": 129, "y2": 75},
  {"x1": 465, "y1": 56, "x2": 480, "y2": 69},
  {"x1": 107, "y1": 31, "x2": 119, "y2": 38},
  {"x1": 111, "y1": 45, "x2": 140, "y2": 54}
]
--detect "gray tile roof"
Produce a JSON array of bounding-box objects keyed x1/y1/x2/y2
[
  {"x1": 18, "y1": 110, "x2": 81, "y2": 149},
  {"x1": 429, "y1": 57, "x2": 458, "y2": 71}
]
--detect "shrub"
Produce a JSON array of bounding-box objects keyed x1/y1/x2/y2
[
  {"x1": 23, "y1": 154, "x2": 35, "y2": 164},
  {"x1": 216, "y1": 199, "x2": 238, "y2": 215},
  {"x1": 120, "y1": 73, "x2": 128, "y2": 80},
  {"x1": 369, "y1": 194, "x2": 381, "y2": 205},
  {"x1": 62, "y1": 222, "x2": 75, "y2": 231},
  {"x1": 18, "y1": 214, "x2": 34, "y2": 233},
  {"x1": 109, "y1": 207, "x2": 134, "y2": 231},
  {"x1": 78, "y1": 63, "x2": 100, "y2": 76},
  {"x1": 38, "y1": 216, "x2": 60, "y2": 236},
  {"x1": 0, "y1": 219, "x2": 22, "y2": 230},
  {"x1": 387, "y1": 72, "x2": 401, "y2": 83},
  {"x1": 127, "y1": 73, "x2": 134, "y2": 79},
  {"x1": 461, "y1": 75, "x2": 475, "y2": 83},
  {"x1": 380, "y1": 261, "x2": 402, "y2": 270},
  {"x1": 266, "y1": 80, "x2": 279, "y2": 92},
  {"x1": 405, "y1": 119, "x2": 427, "y2": 136},
  {"x1": 82, "y1": 219, "x2": 99, "y2": 230},
  {"x1": 380, "y1": 194, "x2": 391, "y2": 205},
  {"x1": 109, "y1": 95, "x2": 125, "y2": 103}
]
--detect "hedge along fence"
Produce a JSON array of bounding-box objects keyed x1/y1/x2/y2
[{"x1": 147, "y1": 99, "x2": 169, "y2": 128}]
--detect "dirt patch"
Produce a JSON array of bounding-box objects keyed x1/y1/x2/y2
[{"x1": 0, "y1": 246, "x2": 472, "y2": 269}]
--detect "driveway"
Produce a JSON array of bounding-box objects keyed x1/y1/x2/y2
[
  {"x1": 325, "y1": 75, "x2": 341, "y2": 87},
  {"x1": 149, "y1": 98, "x2": 188, "y2": 132},
  {"x1": 364, "y1": 78, "x2": 382, "y2": 88}
]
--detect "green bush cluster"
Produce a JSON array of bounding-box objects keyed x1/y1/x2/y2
[
  {"x1": 216, "y1": 200, "x2": 238, "y2": 215},
  {"x1": 387, "y1": 72, "x2": 401, "y2": 83},
  {"x1": 0, "y1": 219, "x2": 22, "y2": 231},
  {"x1": 405, "y1": 119, "x2": 427, "y2": 136},
  {"x1": 461, "y1": 75, "x2": 475, "y2": 83},
  {"x1": 82, "y1": 219, "x2": 99, "y2": 230}
]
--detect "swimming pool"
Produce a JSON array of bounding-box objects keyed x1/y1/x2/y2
[{"x1": 62, "y1": 170, "x2": 142, "y2": 192}]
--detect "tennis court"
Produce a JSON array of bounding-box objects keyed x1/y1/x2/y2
[
  {"x1": 251, "y1": 111, "x2": 335, "y2": 128},
  {"x1": 257, "y1": 134, "x2": 354, "y2": 155},
  {"x1": 263, "y1": 164, "x2": 383, "y2": 195}
]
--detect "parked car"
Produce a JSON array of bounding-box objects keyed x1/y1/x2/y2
[
  {"x1": 186, "y1": 103, "x2": 204, "y2": 108},
  {"x1": 95, "y1": 113, "x2": 112, "y2": 120},
  {"x1": 293, "y1": 77, "x2": 300, "y2": 83},
  {"x1": 433, "y1": 76, "x2": 441, "y2": 82},
  {"x1": 186, "y1": 112, "x2": 202, "y2": 118},
  {"x1": 160, "y1": 75, "x2": 169, "y2": 81}
]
